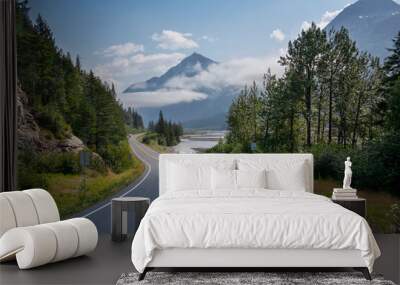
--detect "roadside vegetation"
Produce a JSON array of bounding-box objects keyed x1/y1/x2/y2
[
  {"x1": 141, "y1": 111, "x2": 183, "y2": 153},
  {"x1": 16, "y1": 2, "x2": 145, "y2": 217},
  {"x1": 124, "y1": 107, "x2": 145, "y2": 133},
  {"x1": 208, "y1": 24, "x2": 400, "y2": 232},
  {"x1": 18, "y1": 141, "x2": 144, "y2": 218}
]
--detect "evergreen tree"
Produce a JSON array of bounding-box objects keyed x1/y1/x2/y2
[
  {"x1": 75, "y1": 55, "x2": 81, "y2": 71},
  {"x1": 280, "y1": 23, "x2": 327, "y2": 146},
  {"x1": 16, "y1": 2, "x2": 130, "y2": 172},
  {"x1": 384, "y1": 32, "x2": 400, "y2": 83},
  {"x1": 148, "y1": 121, "x2": 155, "y2": 131},
  {"x1": 384, "y1": 32, "x2": 400, "y2": 133},
  {"x1": 147, "y1": 111, "x2": 182, "y2": 146},
  {"x1": 226, "y1": 23, "x2": 387, "y2": 151},
  {"x1": 123, "y1": 107, "x2": 144, "y2": 129},
  {"x1": 156, "y1": 111, "x2": 165, "y2": 135}
]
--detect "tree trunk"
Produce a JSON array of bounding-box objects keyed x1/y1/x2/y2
[
  {"x1": 316, "y1": 87, "x2": 323, "y2": 143},
  {"x1": 328, "y1": 76, "x2": 333, "y2": 144},
  {"x1": 321, "y1": 112, "x2": 326, "y2": 142},
  {"x1": 289, "y1": 109, "x2": 295, "y2": 152},
  {"x1": 352, "y1": 91, "x2": 363, "y2": 147},
  {"x1": 305, "y1": 83, "x2": 312, "y2": 147},
  {"x1": 368, "y1": 112, "x2": 373, "y2": 141},
  {"x1": 263, "y1": 118, "x2": 269, "y2": 149}
]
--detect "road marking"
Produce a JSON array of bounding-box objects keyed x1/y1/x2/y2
[
  {"x1": 132, "y1": 134, "x2": 160, "y2": 161},
  {"x1": 82, "y1": 137, "x2": 153, "y2": 218},
  {"x1": 134, "y1": 141, "x2": 159, "y2": 161}
]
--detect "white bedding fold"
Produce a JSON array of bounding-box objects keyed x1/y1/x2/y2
[{"x1": 131, "y1": 190, "x2": 380, "y2": 273}]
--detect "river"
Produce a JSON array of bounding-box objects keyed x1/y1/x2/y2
[{"x1": 173, "y1": 131, "x2": 227, "y2": 153}]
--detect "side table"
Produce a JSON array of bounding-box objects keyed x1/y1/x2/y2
[
  {"x1": 111, "y1": 197, "x2": 150, "y2": 242},
  {"x1": 332, "y1": 197, "x2": 366, "y2": 218}
]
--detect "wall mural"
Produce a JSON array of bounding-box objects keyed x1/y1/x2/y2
[{"x1": 16, "y1": 0, "x2": 399, "y2": 233}]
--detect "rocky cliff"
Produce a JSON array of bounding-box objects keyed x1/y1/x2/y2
[{"x1": 17, "y1": 87, "x2": 85, "y2": 153}]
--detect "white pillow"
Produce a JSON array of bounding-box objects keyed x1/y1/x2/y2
[
  {"x1": 212, "y1": 168, "x2": 237, "y2": 190},
  {"x1": 236, "y1": 169, "x2": 267, "y2": 189},
  {"x1": 167, "y1": 162, "x2": 212, "y2": 191},
  {"x1": 237, "y1": 158, "x2": 308, "y2": 191},
  {"x1": 266, "y1": 161, "x2": 306, "y2": 191}
]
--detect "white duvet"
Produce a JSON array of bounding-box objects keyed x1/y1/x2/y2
[{"x1": 131, "y1": 190, "x2": 380, "y2": 273}]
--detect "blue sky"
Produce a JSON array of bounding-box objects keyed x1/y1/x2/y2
[{"x1": 28, "y1": 0, "x2": 380, "y2": 107}]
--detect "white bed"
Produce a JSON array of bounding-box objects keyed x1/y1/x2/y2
[{"x1": 131, "y1": 154, "x2": 380, "y2": 280}]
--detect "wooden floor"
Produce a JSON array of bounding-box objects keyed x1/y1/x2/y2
[{"x1": 0, "y1": 234, "x2": 398, "y2": 285}]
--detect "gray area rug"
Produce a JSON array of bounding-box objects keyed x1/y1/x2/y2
[{"x1": 116, "y1": 272, "x2": 396, "y2": 285}]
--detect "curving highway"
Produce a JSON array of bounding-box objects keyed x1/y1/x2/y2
[{"x1": 76, "y1": 135, "x2": 160, "y2": 233}]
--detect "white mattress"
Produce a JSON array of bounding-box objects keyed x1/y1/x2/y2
[{"x1": 131, "y1": 190, "x2": 380, "y2": 273}]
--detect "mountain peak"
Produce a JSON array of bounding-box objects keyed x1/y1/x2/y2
[
  {"x1": 190, "y1": 52, "x2": 201, "y2": 57},
  {"x1": 124, "y1": 53, "x2": 217, "y2": 93},
  {"x1": 179, "y1": 52, "x2": 217, "y2": 67},
  {"x1": 325, "y1": 0, "x2": 400, "y2": 59},
  {"x1": 334, "y1": 0, "x2": 399, "y2": 19}
]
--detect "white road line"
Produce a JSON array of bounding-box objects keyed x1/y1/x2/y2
[
  {"x1": 135, "y1": 142, "x2": 159, "y2": 161},
  {"x1": 132, "y1": 135, "x2": 160, "y2": 161},
  {"x1": 82, "y1": 137, "x2": 153, "y2": 218}
]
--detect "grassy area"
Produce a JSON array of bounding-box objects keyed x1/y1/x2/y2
[
  {"x1": 46, "y1": 155, "x2": 144, "y2": 219},
  {"x1": 138, "y1": 133, "x2": 173, "y2": 153},
  {"x1": 126, "y1": 126, "x2": 145, "y2": 135},
  {"x1": 144, "y1": 140, "x2": 172, "y2": 153},
  {"x1": 315, "y1": 179, "x2": 400, "y2": 233}
]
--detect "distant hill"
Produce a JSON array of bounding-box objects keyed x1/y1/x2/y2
[
  {"x1": 183, "y1": 112, "x2": 227, "y2": 130},
  {"x1": 124, "y1": 52, "x2": 217, "y2": 93},
  {"x1": 325, "y1": 0, "x2": 400, "y2": 60},
  {"x1": 123, "y1": 53, "x2": 239, "y2": 130}
]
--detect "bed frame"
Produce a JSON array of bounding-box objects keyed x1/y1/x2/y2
[
  {"x1": 139, "y1": 154, "x2": 372, "y2": 281},
  {"x1": 140, "y1": 248, "x2": 370, "y2": 280}
]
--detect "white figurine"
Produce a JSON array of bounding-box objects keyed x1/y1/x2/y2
[{"x1": 343, "y1": 157, "x2": 352, "y2": 189}]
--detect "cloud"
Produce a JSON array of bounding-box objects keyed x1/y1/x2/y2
[
  {"x1": 119, "y1": 52, "x2": 283, "y2": 109},
  {"x1": 120, "y1": 89, "x2": 208, "y2": 108},
  {"x1": 301, "y1": 21, "x2": 312, "y2": 31},
  {"x1": 99, "y1": 42, "x2": 144, "y2": 57},
  {"x1": 270, "y1": 29, "x2": 286, "y2": 42},
  {"x1": 94, "y1": 52, "x2": 185, "y2": 91},
  {"x1": 301, "y1": 8, "x2": 342, "y2": 31},
  {"x1": 152, "y1": 30, "x2": 199, "y2": 50},
  {"x1": 95, "y1": 40, "x2": 283, "y2": 108},
  {"x1": 165, "y1": 53, "x2": 283, "y2": 92},
  {"x1": 318, "y1": 9, "x2": 342, "y2": 29},
  {"x1": 200, "y1": 35, "x2": 217, "y2": 42}
]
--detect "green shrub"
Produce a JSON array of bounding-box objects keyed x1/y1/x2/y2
[
  {"x1": 310, "y1": 144, "x2": 347, "y2": 180},
  {"x1": 309, "y1": 136, "x2": 400, "y2": 196},
  {"x1": 232, "y1": 143, "x2": 247, "y2": 153},
  {"x1": 37, "y1": 152, "x2": 81, "y2": 174},
  {"x1": 17, "y1": 149, "x2": 48, "y2": 190},
  {"x1": 141, "y1": 132, "x2": 158, "y2": 144},
  {"x1": 102, "y1": 140, "x2": 134, "y2": 173},
  {"x1": 125, "y1": 125, "x2": 144, "y2": 135},
  {"x1": 17, "y1": 170, "x2": 48, "y2": 190},
  {"x1": 89, "y1": 155, "x2": 107, "y2": 175},
  {"x1": 37, "y1": 107, "x2": 71, "y2": 139},
  {"x1": 207, "y1": 142, "x2": 246, "y2": 153},
  {"x1": 388, "y1": 203, "x2": 400, "y2": 233},
  {"x1": 157, "y1": 135, "x2": 167, "y2": 146}
]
